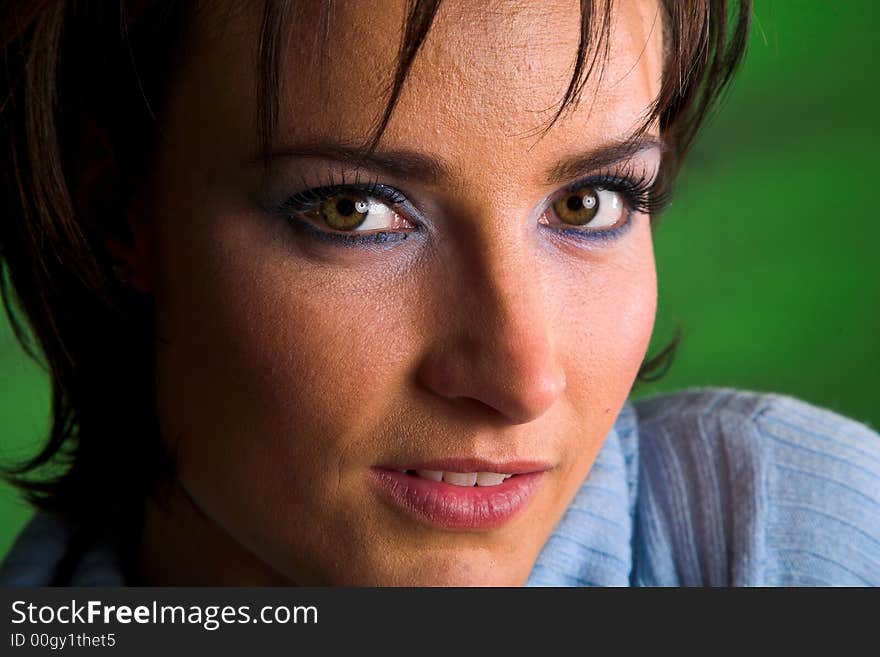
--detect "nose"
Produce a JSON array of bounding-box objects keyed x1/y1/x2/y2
[{"x1": 416, "y1": 240, "x2": 567, "y2": 425}]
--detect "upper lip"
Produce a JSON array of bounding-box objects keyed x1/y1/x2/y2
[{"x1": 376, "y1": 458, "x2": 553, "y2": 474}]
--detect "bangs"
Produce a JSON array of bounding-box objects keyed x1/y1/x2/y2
[{"x1": 254, "y1": 0, "x2": 750, "y2": 191}]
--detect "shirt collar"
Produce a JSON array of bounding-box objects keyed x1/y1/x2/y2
[{"x1": 526, "y1": 399, "x2": 639, "y2": 586}]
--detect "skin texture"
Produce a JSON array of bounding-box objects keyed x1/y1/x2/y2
[{"x1": 129, "y1": 0, "x2": 664, "y2": 585}]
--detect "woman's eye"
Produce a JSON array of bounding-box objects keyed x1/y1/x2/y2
[
  {"x1": 320, "y1": 194, "x2": 370, "y2": 230},
  {"x1": 544, "y1": 185, "x2": 627, "y2": 230},
  {"x1": 308, "y1": 193, "x2": 413, "y2": 232}
]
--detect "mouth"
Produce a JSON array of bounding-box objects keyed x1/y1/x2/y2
[
  {"x1": 396, "y1": 469, "x2": 515, "y2": 486},
  {"x1": 370, "y1": 459, "x2": 551, "y2": 531}
]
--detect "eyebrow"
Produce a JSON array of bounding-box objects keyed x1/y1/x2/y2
[
  {"x1": 545, "y1": 134, "x2": 665, "y2": 184},
  {"x1": 264, "y1": 133, "x2": 665, "y2": 186}
]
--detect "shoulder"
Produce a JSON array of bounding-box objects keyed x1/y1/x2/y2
[
  {"x1": 630, "y1": 386, "x2": 880, "y2": 586},
  {"x1": 0, "y1": 511, "x2": 127, "y2": 586},
  {"x1": 632, "y1": 386, "x2": 880, "y2": 481},
  {"x1": 0, "y1": 511, "x2": 73, "y2": 586}
]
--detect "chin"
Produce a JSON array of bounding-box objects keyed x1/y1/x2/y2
[{"x1": 324, "y1": 549, "x2": 530, "y2": 587}]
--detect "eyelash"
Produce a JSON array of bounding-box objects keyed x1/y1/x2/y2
[
  {"x1": 277, "y1": 165, "x2": 668, "y2": 247},
  {"x1": 578, "y1": 162, "x2": 668, "y2": 216},
  {"x1": 278, "y1": 171, "x2": 411, "y2": 246},
  {"x1": 552, "y1": 163, "x2": 668, "y2": 244}
]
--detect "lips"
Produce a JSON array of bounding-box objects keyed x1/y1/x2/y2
[{"x1": 370, "y1": 459, "x2": 550, "y2": 530}]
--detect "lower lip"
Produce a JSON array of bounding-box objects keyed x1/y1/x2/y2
[{"x1": 369, "y1": 468, "x2": 545, "y2": 530}]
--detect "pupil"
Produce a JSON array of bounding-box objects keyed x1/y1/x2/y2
[
  {"x1": 336, "y1": 198, "x2": 355, "y2": 216},
  {"x1": 566, "y1": 195, "x2": 582, "y2": 212}
]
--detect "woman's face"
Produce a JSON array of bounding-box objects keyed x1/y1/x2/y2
[{"x1": 136, "y1": 0, "x2": 662, "y2": 585}]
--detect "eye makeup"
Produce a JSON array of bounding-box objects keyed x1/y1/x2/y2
[
  {"x1": 288, "y1": 215, "x2": 414, "y2": 247},
  {"x1": 273, "y1": 160, "x2": 667, "y2": 249},
  {"x1": 274, "y1": 170, "x2": 422, "y2": 248},
  {"x1": 563, "y1": 162, "x2": 667, "y2": 217},
  {"x1": 540, "y1": 162, "x2": 667, "y2": 245}
]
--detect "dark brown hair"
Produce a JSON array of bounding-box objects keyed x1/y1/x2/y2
[{"x1": 0, "y1": 1, "x2": 750, "y2": 541}]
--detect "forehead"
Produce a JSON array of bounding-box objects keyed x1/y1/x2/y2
[{"x1": 177, "y1": 0, "x2": 663, "y2": 164}]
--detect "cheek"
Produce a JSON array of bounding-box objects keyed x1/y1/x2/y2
[
  {"x1": 549, "y1": 217, "x2": 657, "y2": 445},
  {"x1": 149, "y1": 201, "x2": 423, "y2": 569},
  {"x1": 587, "y1": 231, "x2": 658, "y2": 390},
  {"x1": 157, "y1": 219, "x2": 418, "y2": 448}
]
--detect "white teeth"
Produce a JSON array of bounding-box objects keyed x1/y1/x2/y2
[
  {"x1": 443, "y1": 471, "x2": 478, "y2": 486},
  {"x1": 415, "y1": 469, "x2": 443, "y2": 481},
  {"x1": 407, "y1": 470, "x2": 514, "y2": 485},
  {"x1": 476, "y1": 472, "x2": 507, "y2": 487}
]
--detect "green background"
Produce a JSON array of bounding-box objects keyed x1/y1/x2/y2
[{"x1": 1, "y1": 1, "x2": 878, "y2": 562}]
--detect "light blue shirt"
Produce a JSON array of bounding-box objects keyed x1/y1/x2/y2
[{"x1": 3, "y1": 387, "x2": 880, "y2": 586}]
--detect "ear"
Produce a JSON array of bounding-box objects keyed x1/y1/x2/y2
[
  {"x1": 75, "y1": 116, "x2": 156, "y2": 295},
  {"x1": 113, "y1": 182, "x2": 156, "y2": 295}
]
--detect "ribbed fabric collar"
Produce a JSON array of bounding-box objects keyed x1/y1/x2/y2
[{"x1": 526, "y1": 399, "x2": 640, "y2": 586}]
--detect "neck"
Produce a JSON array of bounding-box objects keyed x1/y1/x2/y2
[{"x1": 137, "y1": 478, "x2": 293, "y2": 586}]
